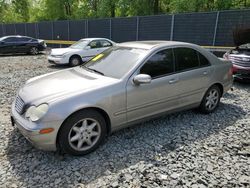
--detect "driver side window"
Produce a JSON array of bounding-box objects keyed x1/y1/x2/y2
[{"x1": 140, "y1": 49, "x2": 174, "y2": 78}]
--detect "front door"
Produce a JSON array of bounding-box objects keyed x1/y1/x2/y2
[
  {"x1": 126, "y1": 48, "x2": 181, "y2": 123},
  {"x1": 82, "y1": 40, "x2": 103, "y2": 61}
]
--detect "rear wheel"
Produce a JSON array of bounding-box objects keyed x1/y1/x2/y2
[
  {"x1": 199, "y1": 85, "x2": 221, "y2": 114},
  {"x1": 58, "y1": 110, "x2": 107, "y2": 156},
  {"x1": 69, "y1": 56, "x2": 82, "y2": 67},
  {"x1": 29, "y1": 47, "x2": 39, "y2": 55}
]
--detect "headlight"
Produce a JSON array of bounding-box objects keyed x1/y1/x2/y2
[
  {"x1": 25, "y1": 104, "x2": 49, "y2": 122},
  {"x1": 53, "y1": 53, "x2": 68, "y2": 58}
]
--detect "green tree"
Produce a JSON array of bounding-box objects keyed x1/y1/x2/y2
[{"x1": 12, "y1": 0, "x2": 30, "y2": 22}]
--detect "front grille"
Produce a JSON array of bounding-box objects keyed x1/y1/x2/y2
[
  {"x1": 229, "y1": 56, "x2": 250, "y2": 67},
  {"x1": 15, "y1": 96, "x2": 25, "y2": 114}
]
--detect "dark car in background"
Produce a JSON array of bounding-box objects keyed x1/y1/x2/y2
[
  {"x1": 0, "y1": 35, "x2": 46, "y2": 55},
  {"x1": 223, "y1": 28, "x2": 250, "y2": 81}
]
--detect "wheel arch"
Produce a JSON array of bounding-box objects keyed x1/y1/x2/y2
[
  {"x1": 211, "y1": 83, "x2": 224, "y2": 96},
  {"x1": 56, "y1": 107, "x2": 111, "y2": 149},
  {"x1": 69, "y1": 54, "x2": 82, "y2": 61}
]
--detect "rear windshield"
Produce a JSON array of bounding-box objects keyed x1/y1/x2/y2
[{"x1": 82, "y1": 46, "x2": 147, "y2": 79}]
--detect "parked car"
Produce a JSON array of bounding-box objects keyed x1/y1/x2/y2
[
  {"x1": 11, "y1": 41, "x2": 233, "y2": 156},
  {"x1": 223, "y1": 28, "x2": 250, "y2": 81},
  {"x1": 47, "y1": 38, "x2": 116, "y2": 66},
  {"x1": 0, "y1": 35, "x2": 46, "y2": 55},
  {"x1": 223, "y1": 43, "x2": 250, "y2": 81}
]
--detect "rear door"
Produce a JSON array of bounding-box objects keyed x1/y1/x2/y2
[{"x1": 173, "y1": 47, "x2": 212, "y2": 107}]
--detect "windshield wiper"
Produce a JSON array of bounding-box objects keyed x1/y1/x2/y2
[{"x1": 82, "y1": 66, "x2": 104, "y2": 75}]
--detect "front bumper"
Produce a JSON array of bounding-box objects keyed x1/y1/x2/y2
[
  {"x1": 47, "y1": 55, "x2": 68, "y2": 65},
  {"x1": 11, "y1": 102, "x2": 61, "y2": 151},
  {"x1": 232, "y1": 64, "x2": 250, "y2": 80}
]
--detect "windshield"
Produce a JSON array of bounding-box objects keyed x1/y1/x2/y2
[
  {"x1": 82, "y1": 46, "x2": 147, "y2": 79},
  {"x1": 70, "y1": 40, "x2": 89, "y2": 49}
]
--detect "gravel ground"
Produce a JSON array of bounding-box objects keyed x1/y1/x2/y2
[{"x1": 0, "y1": 54, "x2": 249, "y2": 188}]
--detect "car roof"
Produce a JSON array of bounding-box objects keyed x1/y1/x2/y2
[
  {"x1": 118, "y1": 41, "x2": 194, "y2": 50},
  {"x1": 3, "y1": 35, "x2": 30, "y2": 38},
  {"x1": 80, "y1": 38, "x2": 113, "y2": 41}
]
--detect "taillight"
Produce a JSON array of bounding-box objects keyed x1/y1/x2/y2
[{"x1": 228, "y1": 66, "x2": 233, "y2": 76}]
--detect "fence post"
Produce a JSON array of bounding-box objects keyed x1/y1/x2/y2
[
  {"x1": 85, "y1": 20, "x2": 88, "y2": 38},
  {"x1": 1, "y1": 23, "x2": 4, "y2": 36},
  {"x1": 109, "y1": 18, "x2": 112, "y2": 40},
  {"x1": 170, "y1": 14, "x2": 175, "y2": 41},
  {"x1": 51, "y1": 21, "x2": 54, "y2": 40},
  {"x1": 213, "y1": 11, "x2": 220, "y2": 46},
  {"x1": 67, "y1": 20, "x2": 70, "y2": 40},
  {"x1": 36, "y1": 23, "x2": 39, "y2": 39},
  {"x1": 24, "y1": 23, "x2": 27, "y2": 36},
  {"x1": 136, "y1": 16, "x2": 139, "y2": 41},
  {"x1": 14, "y1": 24, "x2": 17, "y2": 35}
]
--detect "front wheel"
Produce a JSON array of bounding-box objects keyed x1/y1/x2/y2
[
  {"x1": 69, "y1": 56, "x2": 82, "y2": 67},
  {"x1": 199, "y1": 85, "x2": 221, "y2": 114},
  {"x1": 58, "y1": 110, "x2": 107, "y2": 156}
]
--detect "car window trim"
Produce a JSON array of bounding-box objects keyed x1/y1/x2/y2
[
  {"x1": 197, "y1": 51, "x2": 211, "y2": 67},
  {"x1": 100, "y1": 40, "x2": 112, "y2": 48},
  {"x1": 88, "y1": 40, "x2": 101, "y2": 49},
  {"x1": 138, "y1": 48, "x2": 176, "y2": 80},
  {"x1": 173, "y1": 47, "x2": 212, "y2": 73},
  {"x1": 134, "y1": 46, "x2": 212, "y2": 80}
]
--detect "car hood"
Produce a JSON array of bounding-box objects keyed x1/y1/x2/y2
[
  {"x1": 51, "y1": 48, "x2": 80, "y2": 55},
  {"x1": 233, "y1": 28, "x2": 250, "y2": 46},
  {"x1": 18, "y1": 67, "x2": 118, "y2": 104}
]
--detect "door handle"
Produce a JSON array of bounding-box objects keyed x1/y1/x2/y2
[
  {"x1": 169, "y1": 78, "x2": 178, "y2": 84},
  {"x1": 203, "y1": 71, "x2": 208, "y2": 75}
]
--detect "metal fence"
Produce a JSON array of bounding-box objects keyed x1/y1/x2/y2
[{"x1": 1, "y1": 9, "x2": 250, "y2": 46}]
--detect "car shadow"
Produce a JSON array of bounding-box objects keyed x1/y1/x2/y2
[
  {"x1": 0, "y1": 52, "x2": 46, "y2": 57},
  {"x1": 47, "y1": 64, "x2": 70, "y2": 70},
  {"x1": 5, "y1": 96, "x2": 246, "y2": 187}
]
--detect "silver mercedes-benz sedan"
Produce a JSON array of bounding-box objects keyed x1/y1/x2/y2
[{"x1": 11, "y1": 41, "x2": 233, "y2": 155}]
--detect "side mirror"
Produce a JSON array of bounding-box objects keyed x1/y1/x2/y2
[
  {"x1": 0, "y1": 41, "x2": 5, "y2": 44},
  {"x1": 85, "y1": 46, "x2": 91, "y2": 50},
  {"x1": 133, "y1": 74, "x2": 152, "y2": 85}
]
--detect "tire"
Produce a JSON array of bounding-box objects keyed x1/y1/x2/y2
[
  {"x1": 69, "y1": 56, "x2": 82, "y2": 67},
  {"x1": 29, "y1": 47, "x2": 39, "y2": 55},
  {"x1": 58, "y1": 110, "x2": 107, "y2": 156},
  {"x1": 199, "y1": 85, "x2": 221, "y2": 114}
]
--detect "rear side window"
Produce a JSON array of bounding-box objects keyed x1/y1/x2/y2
[
  {"x1": 174, "y1": 48, "x2": 199, "y2": 71},
  {"x1": 16, "y1": 37, "x2": 30, "y2": 42},
  {"x1": 198, "y1": 52, "x2": 210, "y2": 66},
  {"x1": 101, "y1": 40, "x2": 112, "y2": 47},
  {"x1": 21, "y1": 37, "x2": 32, "y2": 42},
  {"x1": 140, "y1": 49, "x2": 174, "y2": 78}
]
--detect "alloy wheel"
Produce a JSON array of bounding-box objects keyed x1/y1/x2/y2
[
  {"x1": 68, "y1": 118, "x2": 101, "y2": 151},
  {"x1": 205, "y1": 89, "x2": 219, "y2": 111}
]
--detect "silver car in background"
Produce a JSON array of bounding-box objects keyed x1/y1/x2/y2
[{"x1": 11, "y1": 41, "x2": 233, "y2": 155}]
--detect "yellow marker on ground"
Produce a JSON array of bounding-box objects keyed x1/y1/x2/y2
[{"x1": 92, "y1": 54, "x2": 104, "y2": 61}]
